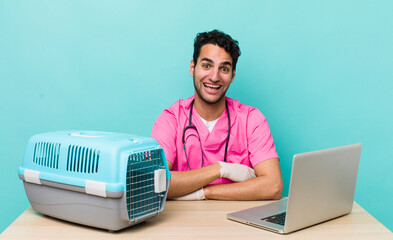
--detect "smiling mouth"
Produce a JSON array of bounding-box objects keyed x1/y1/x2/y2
[{"x1": 203, "y1": 83, "x2": 221, "y2": 90}]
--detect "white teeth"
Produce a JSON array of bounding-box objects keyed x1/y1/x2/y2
[{"x1": 204, "y1": 83, "x2": 220, "y2": 89}]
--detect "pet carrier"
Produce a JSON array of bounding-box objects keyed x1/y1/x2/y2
[{"x1": 18, "y1": 130, "x2": 171, "y2": 231}]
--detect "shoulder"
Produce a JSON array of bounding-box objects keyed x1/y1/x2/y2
[
  {"x1": 227, "y1": 97, "x2": 266, "y2": 122},
  {"x1": 154, "y1": 96, "x2": 194, "y2": 125},
  {"x1": 152, "y1": 97, "x2": 192, "y2": 139},
  {"x1": 163, "y1": 96, "x2": 194, "y2": 118}
]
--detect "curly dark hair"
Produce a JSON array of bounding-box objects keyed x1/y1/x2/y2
[{"x1": 193, "y1": 29, "x2": 241, "y2": 71}]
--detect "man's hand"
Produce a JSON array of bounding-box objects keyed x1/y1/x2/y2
[
  {"x1": 218, "y1": 161, "x2": 256, "y2": 182},
  {"x1": 204, "y1": 158, "x2": 283, "y2": 200},
  {"x1": 172, "y1": 188, "x2": 206, "y2": 200}
]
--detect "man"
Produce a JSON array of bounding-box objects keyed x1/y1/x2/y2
[{"x1": 151, "y1": 30, "x2": 282, "y2": 200}]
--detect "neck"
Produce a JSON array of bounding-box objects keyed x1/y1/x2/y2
[{"x1": 193, "y1": 94, "x2": 226, "y2": 121}]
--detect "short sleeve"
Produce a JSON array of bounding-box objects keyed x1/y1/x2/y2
[
  {"x1": 247, "y1": 108, "x2": 279, "y2": 167},
  {"x1": 151, "y1": 109, "x2": 178, "y2": 165}
]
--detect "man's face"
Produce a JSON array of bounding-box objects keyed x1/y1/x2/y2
[{"x1": 190, "y1": 44, "x2": 236, "y2": 105}]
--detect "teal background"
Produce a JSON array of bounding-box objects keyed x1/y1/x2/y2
[{"x1": 1, "y1": 0, "x2": 392, "y2": 233}]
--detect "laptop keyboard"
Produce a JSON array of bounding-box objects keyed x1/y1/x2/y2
[{"x1": 261, "y1": 212, "x2": 286, "y2": 226}]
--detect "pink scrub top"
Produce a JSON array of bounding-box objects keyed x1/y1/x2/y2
[{"x1": 151, "y1": 96, "x2": 278, "y2": 185}]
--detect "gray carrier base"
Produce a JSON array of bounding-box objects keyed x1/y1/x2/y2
[
  {"x1": 19, "y1": 131, "x2": 171, "y2": 231},
  {"x1": 20, "y1": 176, "x2": 170, "y2": 231}
]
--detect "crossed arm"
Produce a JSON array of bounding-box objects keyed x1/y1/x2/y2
[{"x1": 167, "y1": 157, "x2": 283, "y2": 200}]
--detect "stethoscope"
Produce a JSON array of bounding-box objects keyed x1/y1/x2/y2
[{"x1": 182, "y1": 99, "x2": 231, "y2": 170}]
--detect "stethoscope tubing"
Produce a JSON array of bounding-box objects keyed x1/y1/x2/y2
[{"x1": 182, "y1": 99, "x2": 230, "y2": 170}]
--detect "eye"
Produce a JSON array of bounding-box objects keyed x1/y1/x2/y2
[
  {"x1": 202, "y1": 64, "x2": 211, "y2": 69},
  {"x1": 221, "y1": 66, "x2": 230, "y2": 73}
]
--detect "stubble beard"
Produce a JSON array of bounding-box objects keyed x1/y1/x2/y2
[{"x1": 193, "y1": 76, "x2": 227, "y2": 105}]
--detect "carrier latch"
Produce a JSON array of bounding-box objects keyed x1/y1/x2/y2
[{"x1": 154, "y1": 169, "x2": 167, "y2": 193}]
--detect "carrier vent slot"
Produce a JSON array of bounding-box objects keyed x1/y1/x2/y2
[
  {"x1": 66, "y1": 145, "x2": 100, "y2": 173},
  {"x1": 126, "y1": 149, "x2": 164, "y2": 221},
  {"x1": 32, "y1": 142, "x2": 61, "y2": 169}
]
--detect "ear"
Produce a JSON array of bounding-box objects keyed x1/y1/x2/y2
[{"x1": 189, "y1": 59, "x2": 195, "y2": 77}]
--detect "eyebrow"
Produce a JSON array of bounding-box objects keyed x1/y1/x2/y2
[
  {"x1": 200, "y1": 57, "x2": 232, "y2": 67},
  {"x1": 200, "y1": 57, "x2": 214, "y2": 63}
]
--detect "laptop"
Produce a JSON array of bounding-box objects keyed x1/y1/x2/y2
[{"x1": 227, "y1": 143, "x2": 362, "y2": 234}]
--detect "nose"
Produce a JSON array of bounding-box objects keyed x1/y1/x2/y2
[{"x1": 209, "y1": 67, "x2": 220, "y2": 82}]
